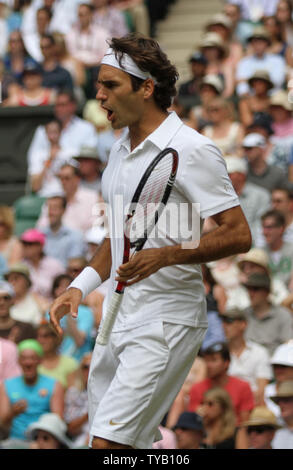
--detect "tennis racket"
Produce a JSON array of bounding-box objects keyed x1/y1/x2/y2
[{"x1": 96, "y1": 147, "x2": 179, "y2": 345}]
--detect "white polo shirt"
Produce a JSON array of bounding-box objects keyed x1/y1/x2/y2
[{"x1": 101, "y1": 112, "x2": 239, "y2": 331}]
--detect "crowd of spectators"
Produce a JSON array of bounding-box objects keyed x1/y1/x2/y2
[{"x1": 1, "y1": 0, "x2": 293, "y2": 450}]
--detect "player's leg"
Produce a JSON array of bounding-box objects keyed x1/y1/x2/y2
[{"x1": 88, "y1": 320, "x2": 206, "y2": 449}]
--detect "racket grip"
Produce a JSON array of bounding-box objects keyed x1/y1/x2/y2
[{"x1": 96, "y1": 292, "x2": 124, "y2": 345}]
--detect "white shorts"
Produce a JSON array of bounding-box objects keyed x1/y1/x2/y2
[{"x1": 88, "y1": 320, "x2": 207, "y2": 449}]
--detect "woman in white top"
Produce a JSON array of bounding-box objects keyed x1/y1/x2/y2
[{"x1": 202, "y1": 97, "x2": 244, "y2": 157}]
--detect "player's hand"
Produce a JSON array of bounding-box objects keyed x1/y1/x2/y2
[
  {"x1": 49, "y1": 287, "x2": 82, "y2": 336},
  {"x1": 115, "y1": 248, "x2": 167, "y2": 286}
]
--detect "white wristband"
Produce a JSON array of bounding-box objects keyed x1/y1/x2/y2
[{"x1": 68, "y1": 266, "x2": 102, "y2": 300}]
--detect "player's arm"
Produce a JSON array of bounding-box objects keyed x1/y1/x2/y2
[
  {"x1": 116, "y1": 205, "x2": 251, "y2": 285},
  {"x1": 49, "y1": 237, "x2": 111, "y2": 335}
]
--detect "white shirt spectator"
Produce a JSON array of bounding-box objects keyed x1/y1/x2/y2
[
  {"x1": 226, "y1": 0, "x2": 279, "y2": 21},
  {"x1": 236, "y1": 54, "x2": 286, "y2": 96},
  {"x1": 27, "y1": 116, "x2": 98, "y2": 171},
  {"x1": 28, "y1": 147, "x2": 74, "y2": 197},
  {"x1": 228, "y1": 340, "x2": 273, "y2": 393}
]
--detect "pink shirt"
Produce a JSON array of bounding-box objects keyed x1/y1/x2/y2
[
  {"x1": 0, "y1": 338, "x2": 21, "y2": 382},
  {"x1": 65, "y1": 23, "x2": 109, "y2": 66},
  {"x1": 37, "y1": 187, "x2": 100, "y2": 234},
  {"x1": 272, "y1": 119, "x2": 293, "y2": 138},
  {"x1": 24, "y1": 256, "x2": 64, "y2": 299}
]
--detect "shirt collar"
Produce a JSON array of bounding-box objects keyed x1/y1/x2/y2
[{"x1": 119, "y1": 112, "x2": 183, "y2": 157}]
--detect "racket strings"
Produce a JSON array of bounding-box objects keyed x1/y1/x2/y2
[{"x1": 126, "y1": 155, "x2": 174, "y2": 243}]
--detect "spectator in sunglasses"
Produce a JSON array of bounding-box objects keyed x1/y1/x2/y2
[
  {"x1": 242, "y1": 272, "x2": 293, "y2": 355},
  {"x1": 271, "y1": 381, "x2": 293, "y2": 448},
  {"x1": 242, "y1": 406, "x2": 281, "y2": 449}
]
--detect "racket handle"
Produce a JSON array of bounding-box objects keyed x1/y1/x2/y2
[{"x1": 96, "y1": 292, "x2": 124, "y2": 345}]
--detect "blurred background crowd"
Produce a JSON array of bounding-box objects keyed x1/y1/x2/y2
[{"x1": 1, "y1": 0, "x2": 293, "y2": 450}]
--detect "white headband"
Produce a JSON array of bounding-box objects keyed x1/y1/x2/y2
[{"x1": 101, "y1": 47, "x2": 158, "y2": 84}]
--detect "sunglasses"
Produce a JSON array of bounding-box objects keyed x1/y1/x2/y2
[
  {"x1": 220, "y1": 316, "x2": 242, "y2": 324},
  {"x1": 0, "y1": 295, "x2": 11, "y2": 301},
  {"x1": 247, "y1": 426, "x2": 275, "y2": 434},
  {"x1": 203, "y1": 400, "x2": 217, "y2": 407},
  {"x1": 81, "y1": 364, "x2": 90, "y2": 370}
]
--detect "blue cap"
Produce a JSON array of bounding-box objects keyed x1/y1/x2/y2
[
  {"x1": 189, "y1": 52, "x2": 207, "y2": 65},
  {"x1": 173, "y1": 412, "x2": 205, "y2": 432}
]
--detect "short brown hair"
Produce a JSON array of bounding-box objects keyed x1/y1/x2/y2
[{"x1": 108, "y1": 33, "x2": 179, "y2": 112}]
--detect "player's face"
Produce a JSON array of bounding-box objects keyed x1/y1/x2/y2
[{"x1": 96, "y1": 65, "x2": 146, "y2": 130}]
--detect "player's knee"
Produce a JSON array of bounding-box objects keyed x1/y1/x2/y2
[{"x1": 91, "y1": 436, "x2": 132, "y2": 450}]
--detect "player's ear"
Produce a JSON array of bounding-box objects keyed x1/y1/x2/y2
[{"x1": 142, "y1": 78, "x2": 155, "y2": 100}]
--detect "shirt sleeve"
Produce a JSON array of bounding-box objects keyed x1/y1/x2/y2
[{"x1": 177, "y1": 143, "x2": 239, "y2": 219}]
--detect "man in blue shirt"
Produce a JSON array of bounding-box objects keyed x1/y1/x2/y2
[
  {"x1": 42, "y1": 194, "x2": 86, "y2": 267},
  {"x1": 236, "y1": 25, "x2": 286, "y2": 96}
]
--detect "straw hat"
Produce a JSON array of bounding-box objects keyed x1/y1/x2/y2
[
  {"x1": 200, "y1": 32, "x2": 228, "y2": 58},
  {"x1": 206, "y1": 13, "x2": 233, "y2": 31},
  {"x1": 242, "y1": 407, "x2": 281, "y2": 429},
  {"x1": 200, "y1": 74, "x2": 224, "y2": 94},
  {"x1": 270, "y1": 380, "x2": 293, "y2": 404},
  {"x1": 270, "y1": 90, "x2": 293, "y2": 112},
  {"x1": 248, "y1": 70, "x2": 273, "y2": 90},
  {"x1": 247, "y1": 25, "x2": 271, "y2": 44},
  {"x1": 237, "y1": 248, "x2": 270, "y2": 273}
]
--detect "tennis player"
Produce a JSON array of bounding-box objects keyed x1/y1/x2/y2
[{"x1": 49, "y1": 33, "x2": 252, "y2": 450}]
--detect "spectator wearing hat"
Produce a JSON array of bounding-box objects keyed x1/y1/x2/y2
[
  {"x1": 225, "y1": 156, "x2": 271, "y2": 243},
  {"x1": 37, "y1": 161, "x2": 100, "y2": 234},
  {"x1": 242, "y1": 272, "x2": 293, "y2": 355},
  {"x1": 242, "y1": 132, "x2": 287, "y2": 192},
  {"x1": 28, "y1": 119, "x2": 75, "y2": 198},
  {"x1": 27, "y1": 412, "x2": 73, "y2": 449},
  {"x1": 205, "y1": 13, "x2": 243, "y2": 74},
  {"x1": 3, "y1": 62, "x2": 56, "y2": 107},
  {"x1": 177, "y1": 52, "x2": 208, "y2": 109},
  {"x1": 235, "y1": 25, "x2": 286, "y2": 96},
  {"x1": 188, "y1": 342, "x2": 254, "y2": 426},
  {"x1": 220, "y1": 308, "x2": 272, "y2": 406},
  {"x1": 200, "y1": 387, "x2": 237, "y2": 449},
  {"x1": 259, "y1": 209, "x2": 293, "y2": 287},
  {"x1": 271, "y1": 380, "x2": 293, "y2": 448},
  {"x1": 190, "y1": 74, "x2": 224, "y2": 131},
  {"x1": 199, "y1": 32, "x2": 235, "y2": 98},
  {"x1": 269, "y1": 90, "x2": 293, "y2": 140},
  {"x1": 72, "y1": 145, "x2": 103, "y2": 194},
  {"x1": 20, "y1": 228, "x2": 64, "y2": 300},
  {"x1": 41, "y1": 194, "x2": 86, "y2": 268},
  {"x1": 173, "y1": 411, "x2": 205, "y2": 449},
  {"x1": 241, "y1": 406, "x2": 281, "y2": 449},
  {"x1": 264, "y1": 341, "x2": 293, "y2": 419},
  {"x1": 5, "y1": 262, "x2": 48, "y2": 326},
  {"x1": 238, "y1": 70, "x2": 273, "y2": 128},
  {"x1": 202, "y1": 98, "x2": 245, "y2": 157},
  {"x1": 237, "y1": 247, "x2": 289, "y2": 306},
  {"x1": 0, "y1": 339, "x2": 64, "y2": 444},
  {"x1": 0, "y1": 280, "x2": 36, "y2": 344}
]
